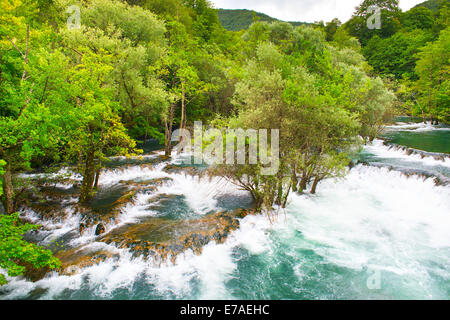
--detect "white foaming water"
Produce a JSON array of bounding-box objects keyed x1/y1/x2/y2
[
  {"x1": 17, "y1": 167, "x2": 82, "y2": 186},
  {"x1": 277, "y1": 165, "x2": 450, "y2": 298},
  {"x1": 20, "y1": 207, "x2": 82, "y2": 246},
  {"x1": 366, "y1": 139, "x2": 450, "y2": 168},
  {"x1": 8, "y1": 165, "x2": 448, "y2": 299},
  {"x1": 98, "y1": 164, "x2": 170, "y2": 186},
  {"x1": 385, "y1": 122, "x2": 450, "y2": 132},
  {"x1": 156, "y1": 174, "x2": 246, "y2": 215},
  {"x1": 109, "y1": 153, "x2": 162, "y2": 161},
  {"x1": 114, "y1": 192, "x2": 159, "y2": 225}
]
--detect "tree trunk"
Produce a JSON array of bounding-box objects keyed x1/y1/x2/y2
[
  {"x1": 310, "y1": 176, "x2": 320, "y2": 194},
  {"x1": 254, "y1": 196, "x2": 263, "y2": 212},
  {"x1": 93, "y1": 166, "x2": 101, "y2": 190},
  {"x1": 164, "y1": 103, "x2": 175, "y2": 157},
  {"x1": 275, "y1": 180, "x2": 283, "y2": 206},
  {"x1": 282, "y1": 185, "x2": 291, "y2": 209},
  {"x1": 180, "y1": 84, "x2": 185, "y2": 130},
  {"x1": 1, "y1": 161, "x2": 15, "y2": 214},
  {"x1": 80, "y1": 151, "x2": 96, "y2": 203},
  {"x1": 291, "y1": 163, "x2": 298, "y2": 192},
  {"x1": 299, "y1": 171, "x2": 308, "y2": 193}
]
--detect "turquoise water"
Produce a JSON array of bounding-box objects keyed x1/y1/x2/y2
[
  {"x1": 383, "y1": 129, "x2": 450, "y2": 154},
  {"x1": 1, "y1": 121, "x2": 449, "y2": 300}
]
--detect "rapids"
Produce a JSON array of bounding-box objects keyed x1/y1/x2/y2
[{"x1": 0, "y1": 120, "x2": 449, "y2": 300}]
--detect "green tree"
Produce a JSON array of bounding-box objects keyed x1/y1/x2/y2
[
  {"x1": 213, "y1": 23, "x2": 394, "y2": 213},
  {"x1": 0, "y1": 160, "x2": 5, "y2": 198},
  {"x1": 0, "y1": 0, "x2": 62, "y2": 213},
  {"x1": 363, "y1": 30, "x2": 434, "y2": 79},
  {"x1": 325, "y1": 18, "x2": 342, "y2": 41},
  {"x1": 156, "y1": 21, "x2": 210, "y2": 156},
  {"x1": 59, "y1": 50, "x2": 140, "y2": 202},
  {"x1": 414, "y1": 27, "x2": 450, "y2": 123},
  {"x1": 401, "y1": 6, "x2": 434, "y2": 30},
  {"x1": 215, "y1": 39, "x2": 362, "y2": 212},
  {"x1": 0, "y1": 115, "x2": 59, "y2": 287},
  {"x1": 345, "y1": 0, "x2": 402, "y2": 46},
  {"x1": 58, "y1": 0, "x2": 170, "y2": 141}
]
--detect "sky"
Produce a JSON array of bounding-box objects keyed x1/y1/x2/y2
[{"x1": 210, "y1": 0, "x2": 426, "y2": 23}]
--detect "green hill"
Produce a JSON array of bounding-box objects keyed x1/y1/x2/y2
[
  {"x1": 414, "y1": 0, "x2": 448, "y2": 12},
  {"x1": 217, "y1": 9, "x2": 306, "y2": 31}
]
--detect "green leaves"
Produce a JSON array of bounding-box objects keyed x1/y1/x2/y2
[
  {"x1": 363, "y1": 30, "x2": 434, "y2": 79},
  {"x1": 414, "y1": 27, "x2": 450, "y2": 122},
  {"x1": 0, "y1": 213, "x2": 61, "y2": 285}
]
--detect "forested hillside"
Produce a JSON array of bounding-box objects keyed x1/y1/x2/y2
[
  {"x1": 217, "y1": 9, "x2": 306, "y2": 31},
  {"x1": 414, "y1": 0, "x2": 445, "y2": 11}
]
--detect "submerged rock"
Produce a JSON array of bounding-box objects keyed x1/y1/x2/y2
[
  {"x1": 162, "y1": 164, "x2": 205, "y2": 176},
  {"x1": 55, "y1": 247, "x2": 120, "y2": 276},
  {"x1": 75, "y1": 189, "x2": 138, "y2": 235},
  {"x1": 100, "y1": 209, "x2": 254, "y2": 263},
  {"x1": 79, "y1": 222, "x2": 86, "y2": 234},
  {"x1": 20, "y1": 262, "x2": 52, "y2": 283},
  {"x1": 95, "y1": 223, "x2": 106, "y2": 236}
]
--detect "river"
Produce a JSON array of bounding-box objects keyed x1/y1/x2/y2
[{"x1": 0, "y1": 119, "x2": 449, "y2": 300}]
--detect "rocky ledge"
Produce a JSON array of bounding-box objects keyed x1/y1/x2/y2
[
  {"x1": 383, "y1": 141, "x2": 449, "y2": 162},
  {"x1": 99, "y1": 209, "x2": 252, "y2": 264},
  {"x1": 35, "y1": 209, "x2": 253, "y2": 278}
]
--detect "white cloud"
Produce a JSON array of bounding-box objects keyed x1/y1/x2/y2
[{"x1": 211, "y1": 0, "x2": 426, "y2": 23}]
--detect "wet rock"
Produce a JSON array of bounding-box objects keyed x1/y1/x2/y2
[
  {"x1": 27, "y1": 287, "x2": 50, "y2": 300},
  {"x1": 384, "y1": 142, "x2": 450, "y2": 162},
  {"x1": 20, "y1": 262, "x2": 51, "y2": 283},
  {"x1": 119, "y1": 177, "x2": 172, "y2": 190},
  {"x1": 162, "y1": 164, "x2": 204, "y2": 176},
  {"x1": 98, "y1": 209, "x2": 255, "y2": 264},
  {"x1": 55, "y1": 247, "x2": 119, "y2": 276},
  {"x1": 30, "y1": 209, "x2": 254, "y2": 280},
  {"x1": 95, "y1": 223, "x2": 106, "y2": 236},
  {"x1": 111, "y1": 190, "x2": 136, "y2": 207},
  {"x1": 162, "y1": 164, "x2": 183, "y2": 174},
  {"x1": 72, "y1": 190, "x2": 137, "y2": 231},
  {"x1": 79, "y1": 222, "x2": 86, "y2": 234},
  {"x1": 140, "y1": 163, "x2": 153, "y2": 170}
]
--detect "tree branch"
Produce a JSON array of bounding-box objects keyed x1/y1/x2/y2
[
  {"x1": 18, "y1": 83, "x2": 35, "y2": 118},
  {"x1": 7, "y1": 37, "x2": 25, "y2": 59},
  {"x1": 21, "y1": 25, "x2": 30, "y2": 81}
]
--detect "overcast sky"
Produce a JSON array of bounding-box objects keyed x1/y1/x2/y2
[{"x1": 210, "y1": 0, "x2": 425, "y2": 23}]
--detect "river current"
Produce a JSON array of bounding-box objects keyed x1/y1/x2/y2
[{"x1": 0, "y1": 120, "x2": 449, "y2": 300}]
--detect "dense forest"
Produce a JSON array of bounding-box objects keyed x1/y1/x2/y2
[{"x1": 0, "y1": 0, "x2": 448, "y2": 285}]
